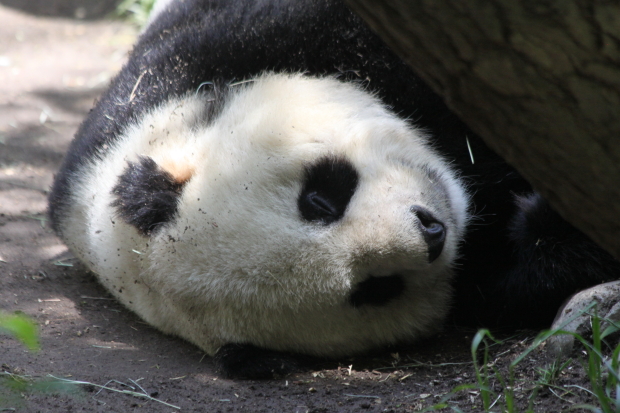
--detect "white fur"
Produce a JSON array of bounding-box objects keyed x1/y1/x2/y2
[{"x1": 58, "y1": 74, "x2": 469, "y2": 357}]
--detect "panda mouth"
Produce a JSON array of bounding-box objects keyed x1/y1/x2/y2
[{"x1": 348, "y1": 274, "x2": 405, "y2": 307}]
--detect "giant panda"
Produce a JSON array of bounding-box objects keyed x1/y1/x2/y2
[{"x1": 48, "y1": 0, "x2": 620, "y2": 378}]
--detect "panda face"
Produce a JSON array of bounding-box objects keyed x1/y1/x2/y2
[{"x1": 64, "y1": 73, "x2": 469, "y2": 357}]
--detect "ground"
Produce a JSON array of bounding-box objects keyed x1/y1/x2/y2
[{"x1": 0, "y1": 3, "x2": 606, "y2": 412}]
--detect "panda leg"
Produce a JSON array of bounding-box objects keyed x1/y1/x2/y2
[
  {"x1": 492, "y1": 192, "x2": 620, "y2": 327},
  {"x1": 213, "y1": 343, "x2": 308, "y2": 379}
]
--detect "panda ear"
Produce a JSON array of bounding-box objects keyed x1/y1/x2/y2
[{"x1": 111, "y1": 155, "x2": 194, "y2": 236}]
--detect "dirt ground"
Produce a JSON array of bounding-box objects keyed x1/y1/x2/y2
[{"x1": 0, "y1": 3, "x2": 604, "y2": 412}]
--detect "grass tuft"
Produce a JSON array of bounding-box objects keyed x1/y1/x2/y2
[{"x1": 423, "y1": 303, "x2": 620, "y2": 412}]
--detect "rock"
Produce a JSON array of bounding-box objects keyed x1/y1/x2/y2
[{"x1": 546, "y1": 281, "x2": 620, "y2": 358}]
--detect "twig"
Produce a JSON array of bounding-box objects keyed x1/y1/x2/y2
[
  {"x1": 48, "y1": 375, "x2": 180, "y2": 410},
  {"x1": 548, "y1": 387, "x2": 575, "y2": 404},
  {"x1": 465, "y1": 136, "x2": 475, "y2": 164},
  {"x1": 129, "y1": 71, "x2": 146, "y2": 103},
  {"x1": 53, "y1": 260, "x2": 74, "y2": 267},
  {"x1": 344, "y1": 394, "x2": 380, "y2": 399},
  {"x1": 374, "y1": 360, "x2": 471, "y2": 370},
  {"x1": 80, "y1": 296, "x2": 116, "y2": 300},
  {"x1": 488, "y1": 393, "x2": 502, "y2": 409}
]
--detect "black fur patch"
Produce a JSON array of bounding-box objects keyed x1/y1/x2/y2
[
  {"x1": 213, "y1": 343, "x2": 305, "y2": 379},
  {"x1": 461, "y1": 193, "x2": 620, "y2": 328},
  {"x1": 349, "y1": 274, "x2": 405, "y2": 307},
  {"x1": 111, "y1": 156, "x2": 186, "y2": 236},
  {"x1": 298, "y1": 156, "x2": 359, "y2": 225}
]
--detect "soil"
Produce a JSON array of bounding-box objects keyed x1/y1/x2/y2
[{"x1": 0, "y1": 3, "x2": 602, "y2": 412}]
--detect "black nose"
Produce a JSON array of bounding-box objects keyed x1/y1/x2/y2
[{"x1": 410, "y1": 205, "x2": 446, "y2": 263}]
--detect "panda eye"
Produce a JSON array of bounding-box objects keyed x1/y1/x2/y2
[
  {"x1": 303, "y1": 191, "x2": 338, "y2": 217},
  {"x1": 298, "y1": 157, "x2": 359, "y2": 225}
]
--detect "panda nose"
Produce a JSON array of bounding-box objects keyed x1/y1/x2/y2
[{"x1": 410, "y1": 205, "x2": 446, "y2": 263}]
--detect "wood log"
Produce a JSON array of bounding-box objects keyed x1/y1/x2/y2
[{"x1": 345, "y1": 0, "x2": 620, "y2": 258}]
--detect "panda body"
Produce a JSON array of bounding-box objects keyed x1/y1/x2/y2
[
  {"x1": 54, "y1": 73, "x2": 468, "y2": 357},
  {"x1": 49, "y1": 0, "x2": 620, "y2": 376}
]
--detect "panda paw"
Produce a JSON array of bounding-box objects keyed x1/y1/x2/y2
[{"x1": 213, "y1": 343, "x2": 305, "y2": 379}]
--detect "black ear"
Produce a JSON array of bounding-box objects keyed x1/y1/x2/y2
[{"x1": 111, "y1": 156, "x2": 188, "y2": 236}]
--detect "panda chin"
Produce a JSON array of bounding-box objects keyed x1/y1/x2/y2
[{"x1": 348, "y1": 274, "x2": 405, "y2": 307}]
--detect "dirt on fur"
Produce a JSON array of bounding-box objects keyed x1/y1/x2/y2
[{"x1": 0, "y1": 3, "x2": 602, "y2": 412}]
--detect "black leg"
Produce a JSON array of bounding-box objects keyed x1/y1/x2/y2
[
  {"x1": 213, "y1": 343, "x2": 306, "y2": 379},
  {"x1": 453, "y1": 192, "x2": 620, "y2": 329},
  {"x1": 495, "y1": 193, "x2": 620, "y2": 327}
]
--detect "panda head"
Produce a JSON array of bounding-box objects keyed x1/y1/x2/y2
[{"x1": 102, "y1": 73, "x2": 469, "y2": 356}]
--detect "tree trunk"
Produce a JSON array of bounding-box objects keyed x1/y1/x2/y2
[{"x1": 345, "y1": 0, "x2": 620, "y2": 258}]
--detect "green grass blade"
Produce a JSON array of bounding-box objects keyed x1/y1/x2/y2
[{"x1": 0, "y1": 312, "x2": 39, "y2": 351}]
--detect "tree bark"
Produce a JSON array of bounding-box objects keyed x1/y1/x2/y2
[{"x1": 345, "y1": 0, "x2": 620, "y2": 258}]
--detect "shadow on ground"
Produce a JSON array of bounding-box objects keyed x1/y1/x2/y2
[{"x1": 0, "y1": 0, "x2": 120, "y2": 19}]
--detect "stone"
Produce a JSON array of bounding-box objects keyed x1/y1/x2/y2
[{"x1": 546, "y1": 281, "x2": 620, "y2": 358}]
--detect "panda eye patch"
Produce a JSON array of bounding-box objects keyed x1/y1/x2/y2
[{"x1": 298, "y1": 156, "x2": 359, "y2": 225}]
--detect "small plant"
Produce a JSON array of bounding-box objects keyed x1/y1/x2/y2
[
  {"x1": 535, "y1": 358, "x2": 572, "y2": 388},
  {"x1": 0, "y1": 311, "x2": 39, "y2": 351},
  {"x1": 115, "y1": 0, "x2": 156, "y2": 27},
  {"x1": 424, "y1": 302, "x2": 620, "y2": 412},
  {"x1": 570, "y1": 310, "x2": 620, "y2": 413},
  {"x1": 0, "y1": 312, "x2": 81, "y2": 407},
  {"x1": 470, "y1": 329, "x2": 500, "y2": 411},
  {"x1": 1, "y1": 372, "x2": 80, "y2": 403},
  {"x1": 525, "y1": 357, "x2": 574, "y2": 409}
]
